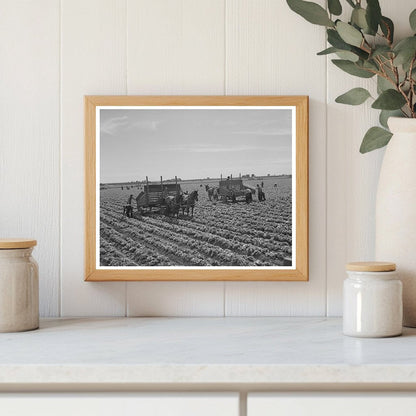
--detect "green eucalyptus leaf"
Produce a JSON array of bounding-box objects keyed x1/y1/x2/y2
[
  {"x1": 410, "y1": 9, "x2": 416, "y2": 32},
  {"x1": 327, "y1": 29, "x2": 368, "y2": 59},
  {"x1": 363, "y1": 59, "x2": 379, "y2": 71},
  {"x1": 366, "y1": 0, "x2": 382, "y2": 34},
  {"x1": 379, "y1": 110, "x2": 402, "y2": 129},
  {"x1": 394, "y1": 36, "x2": 416, "y2": 51},
  {"x1": 336, "y1": 51, "x2": 360, "y2": 61},
  {"x1": 287, "y1": 0, "x2": 334, "y2": 26},
  {"x1": 393, "y1": 36, "x2": 416, "y2": 67},
  {"x1": 360, "y1": 127, "x2": 392, "y2": 153},
  {"x1": 335, "y1": 87, "x2": 371, "y2": 105},
  {"x1": 336, "y1": 21, "x2": 363, "y2": 47},
  {"x1": 317, "y1": 46, "x2": 338, "y2": 55},
  {"x1": 350, "y1": 45, "x2": 369, "y2": 60},
  {"x1": 317, "y1": 46, "x2": 359, "y2": 61},
  {"x1": 332, "y1": 59, "x2": 375, "y2": 78},
  {"x1": 328, "y1": 0, "x2": 342, "y2": 16},
  {"x1": 327, "y1": 28, "x2": 351, "y2": 49},
  {"x1": 372, "y1": 89, "x2": 406, "y2": 110},
  {"x1": 380, "y1": 16, "x2": 394, "y2": 43},
  {"x1": 372, "y1": 45, "x2": 391, "y2": 58},
  {"x1": 351, "y1": 7, "x2": 369, "y2": 32},
  {"x1": 377, "y1": 66, "x2": 403, "y2": 91},
  {"x1": 377, "y1": 76, "x2": 392, "y2": 94},
  {"x1": 335, "y1": 50, "x2": 359, "y2": 62},
  {"x1": 385, "y1": 65, "x2": 402, "y2": 84}
]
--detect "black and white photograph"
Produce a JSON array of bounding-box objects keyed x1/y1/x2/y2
[{"x1": 98, "y1": 106, "x2": 295, "y2": 269}]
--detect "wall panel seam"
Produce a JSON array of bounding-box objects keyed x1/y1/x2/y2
[
  {"x1": 59, "y1": 0, "x2": 63, "y2": 317},
  {"x1": 324, "y1": 4, "x2": 329, "y2": 318},
  {"x1": 224, "y1": 0, "x2": 227, "y2": 96},
  {"x1": 125, "y1": 0, "x2": 129, "y2": 98}
]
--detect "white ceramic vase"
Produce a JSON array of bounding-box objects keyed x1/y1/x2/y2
[{"x1": 375, "y1": 117, "x2": 416, "y2": 327}]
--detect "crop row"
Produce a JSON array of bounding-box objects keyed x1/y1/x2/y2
[
  {"x1": 102, "y1": 197, "x2": 292, "y2": 245},
  {"x1": 102, "y1": 214, "x2": 216, "y2": 266},
  {"x1": 100, "y1": 185, "x2": 293, "y2": 266},
  {"x1": 101, "y1": 209, "x2": 284, "y2": 266},
  {"x1": 140, "y1": 213, "x2": 290, "y2": 255},
  {"x1": 101, "y1": 222, "x2": 172, "y2": 266}
]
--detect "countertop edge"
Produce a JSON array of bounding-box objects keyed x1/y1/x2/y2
[{"x1": 1, "y1": 364, "x2": 416, "y2": 385}]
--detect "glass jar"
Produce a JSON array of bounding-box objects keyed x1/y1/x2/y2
[
  {"x1": 343, "y1": 262, "x2": 402, "y2": 338},
  {"x1": 0, "y1": 239, "x2": 39, "y2": 332}
]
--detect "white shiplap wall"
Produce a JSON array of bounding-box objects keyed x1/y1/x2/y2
[
  {"x1": 0, "y1": 0, "x2": 60, "y2": 316},
  {"x1": 1, "y1": 0, "x2": 412, "y2": 317}
]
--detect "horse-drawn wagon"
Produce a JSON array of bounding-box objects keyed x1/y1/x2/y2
[
  {"x1": 135, "y1": 176, "x2": 198, "y2": 217},
  {"x1": 136, "y1": 177, "x2": 181, "y2": 215},
  {"x1": 218, "y1": 177, "x2": 256, "y2": 202}
]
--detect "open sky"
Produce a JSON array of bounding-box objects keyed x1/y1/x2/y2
[{"x1": 100, "y1": 107, "x2": 293, "y2": 183}]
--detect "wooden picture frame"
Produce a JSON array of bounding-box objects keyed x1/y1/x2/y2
[{"x1": 85, "y1": 96, "x2": 308, "y2": 281}]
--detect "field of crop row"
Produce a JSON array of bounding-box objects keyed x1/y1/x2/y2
[{"x1": 100, "y1": 177, "x2": 292, "y2": 267}]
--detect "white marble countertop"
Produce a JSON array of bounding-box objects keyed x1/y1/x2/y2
[{"x1": 1, "y1": 317, "x2": 416, "y2": 389}]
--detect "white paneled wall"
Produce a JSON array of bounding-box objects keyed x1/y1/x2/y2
[
  {"x1": 61, "y1": 0, "x2": 127, "y2": 316},
  {"x1": 1, "y1": 0, "x2": 413, "y2": 317},
  {"x1": 0, "y1": 0, "x2": 60, "y2": 316}
]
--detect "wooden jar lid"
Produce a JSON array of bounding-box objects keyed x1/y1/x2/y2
[
  {"x1": 346, "y1": 261, "x2": 396, "y2": 272},
  {"x1": 0, "y1": 239, "x2": 37, "y2": 249}
]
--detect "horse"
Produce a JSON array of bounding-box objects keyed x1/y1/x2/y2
[
  {"x1": 164, "y1": 194, "x2": 183, "y2": 218},
  {"x1": 206, "y1": 185, "x2": 218, "y2": 202},
  {"x1": 181, "y1": 190, "x2": 198, "y2": 217}
]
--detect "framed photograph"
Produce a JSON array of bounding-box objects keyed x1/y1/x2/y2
[{"x1": 85, "y1": 96, "x2": 308, "y2": 281}]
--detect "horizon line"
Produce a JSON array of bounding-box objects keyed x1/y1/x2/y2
[{"x1": 101, "y1": 174, "x2": 292, "y2": 185}]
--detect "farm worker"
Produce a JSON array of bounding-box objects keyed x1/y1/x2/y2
[
  {"x1": 256, "y1": 185, "x2": 265, "y2": 202},
  {"x1": 245, "y1": 189, "x2": 252, "y2": 203},
  {"x1": 207, "y1": 186, "x2": 213, "y2": 201},
  {"x1": 125, "y1": 194, "x2": 134, "y2": 217},
  {"x1": 261, "y1": 181, "x2": 264, "y2": 188},
  {"x1": 256, "y1": 185, "x2": 262, "y2": 201}
]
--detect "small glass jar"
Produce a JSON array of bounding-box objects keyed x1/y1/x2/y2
[
  {"x1": 343, "y1": 262, "x2": 402, "y2": 338},
  {"x1": 0, "y1": 239, "x2": 39, "y2": 332}
]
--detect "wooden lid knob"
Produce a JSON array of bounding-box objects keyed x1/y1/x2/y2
[
  {"x1": 346, "y1": 261, "x2": 396, "y2": 272},
  {"x1": 0, "y1": 239, "x2": 37, "y2": 249}
]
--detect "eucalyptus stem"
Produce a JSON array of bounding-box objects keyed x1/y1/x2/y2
[{"x1": 408, "y1": 57, "x2": 416, "y2": 117}]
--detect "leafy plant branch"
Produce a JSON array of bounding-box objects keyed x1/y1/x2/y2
[{"x1": 287, "y1": 0, "x2": 416, "y2": 153}]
